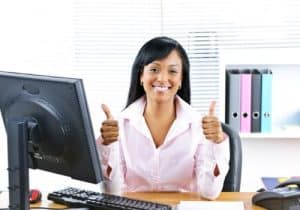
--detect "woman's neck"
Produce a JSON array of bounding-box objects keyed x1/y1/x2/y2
[
  {"x1": 143, "y1": 99, "x2": 177, "y2": 147},
  {"x1": 144, "y1": 99, "x2": 176, "y2": 120}
]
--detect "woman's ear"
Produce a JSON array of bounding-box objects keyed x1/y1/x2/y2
[{"x1": 139, "y1": 70, "x2": 144, "y2": 86}]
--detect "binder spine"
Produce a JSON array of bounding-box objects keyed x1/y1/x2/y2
[
  {"x1": 240, "y1": 70, "x2": 252, "y2": 133},
  {"x1": 261, "y1": 69, "x2": 272, "y2": 133},
  {"x1": 225, "y1": 70, "x2": 240, "y2": 132},
  {"x1": 251, "y1": 69, "x2": 262, "y2": 132}
]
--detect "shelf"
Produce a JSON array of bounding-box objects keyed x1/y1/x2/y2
[
  {"x1": 223, "y1": 63, "x2": 300, "y2": 140},
  {"x1": 240, "y1": 132, "x2": 300, "y2": 140}
]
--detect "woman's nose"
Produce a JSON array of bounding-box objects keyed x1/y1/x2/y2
[{"x1": 157, "y1": 70, "x2": 168, "y2": 81}]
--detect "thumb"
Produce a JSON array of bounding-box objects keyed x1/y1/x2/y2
[
  {"x1": 101, "y1": 104, "x2": 113, "y2": 120},
  {"x1": 208, "y1": 101, "x2": 216, "y2": 116}
]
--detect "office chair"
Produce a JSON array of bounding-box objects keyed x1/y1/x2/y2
[{"x1": 221, "y1": 123, "x2": 242, "y2": 192}]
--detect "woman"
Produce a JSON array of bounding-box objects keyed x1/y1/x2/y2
[{"x1": 97, "y1": 36, "x2": 229, "y2": 200}]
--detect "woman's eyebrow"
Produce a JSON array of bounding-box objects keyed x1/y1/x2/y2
[
  {"x1": 149, "y1": 62, "x2": 160, "y2": 65},
  {"x1": 169, "y1": 64, "x2": 180, "y2": 67},
  {"x1": 148, "y1": 62, "x2": 180, "y2": 67}
]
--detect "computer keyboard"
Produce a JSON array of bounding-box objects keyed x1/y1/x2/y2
[{"x1": 47, "y1": 187, "x2": 172, "y2": 210}]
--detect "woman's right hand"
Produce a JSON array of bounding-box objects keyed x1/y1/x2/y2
[{"x1": 100, "y1": 104, "x2": 119, "y2": 145}]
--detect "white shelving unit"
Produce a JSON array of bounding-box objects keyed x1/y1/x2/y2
[
  {"x1": 219, "y1": 48, "x2": 300, "y2": 191},
  {"x1": 220, "y1": 48, "x2": 300, "y2": 139},
  {"x1": 240, "y1": 132, "x2": 300, "y2": 140}
]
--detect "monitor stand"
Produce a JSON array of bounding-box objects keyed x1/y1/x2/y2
[{"x1": 7, "y1": 119, "x2": 36, "y2": 210}]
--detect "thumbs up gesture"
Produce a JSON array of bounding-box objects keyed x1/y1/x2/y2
[
  {"x1": 100, "y1": 104, "x2": 119, "y2": 145},
  {"x1": 202, "y1": 101, "x2": 225, "y2": 144}
]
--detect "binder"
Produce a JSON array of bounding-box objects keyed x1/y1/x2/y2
[
  {"x1": 261, "y1": 69, "x2": 272, "y2": 133},
  {"x1": 225, "y1": 69, "x2": 240, "y2": 132},
  {"x1": 240, "y1": 70, "x2": 252, "y2": 133},
  {"x1": 251, "y1": 69, "x2": 262, "y2": 132}
]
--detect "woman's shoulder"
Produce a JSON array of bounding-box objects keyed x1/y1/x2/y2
[
  {"x1": 175, "y1": 96, "x2": 202, "y2": 122},
  {"x1": 119, "y1": 96, "x2": 146, "y2": 119}
]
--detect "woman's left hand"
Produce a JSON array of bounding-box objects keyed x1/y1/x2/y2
[{"x1": 202, "y1": 101, "x2": 225, "y2": 144}]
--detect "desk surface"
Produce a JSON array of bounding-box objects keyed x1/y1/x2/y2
[{"x1": 0, "y1": 191, "x2": 266, "y2": 210}]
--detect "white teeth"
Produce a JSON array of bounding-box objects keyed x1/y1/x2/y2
[{"x1": 154, "y1": 86, "x2": 169, "y2": 92}]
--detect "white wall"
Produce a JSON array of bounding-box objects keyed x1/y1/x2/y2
[
  {"x1": 0, "y1": 0, "x2": 108, "y2": 192},
  {"x1": 241, "y1": 138, "x2": 300, "y2": 191},
  {"x1": 221, "y1": 48, "x2": 300, "y2": 191},
  {"x1": 1, "y1": 1, "x2": 300, "y2": 193}
]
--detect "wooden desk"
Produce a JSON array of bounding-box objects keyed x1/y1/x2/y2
[
  {"x1": 123, "y1": 192, "x2": 266, "y2": 210},
  {"x1": 0, "y1": 191, "x2": 266, "y2": 210}
]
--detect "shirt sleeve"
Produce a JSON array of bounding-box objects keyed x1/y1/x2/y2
[
  {"x1": 96, "y1": 113, "x2": 129, "y2": 193},
  {"x1": 96, "y1": 136, "x2": 119, "y2": 179},
  {"x1": 195, "y1": 135, "x2": 230, "y2": 200}
]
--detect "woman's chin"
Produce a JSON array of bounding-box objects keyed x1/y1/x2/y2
[{"x1": 150, "y1": 95, "x2": 174, "y2": 104}]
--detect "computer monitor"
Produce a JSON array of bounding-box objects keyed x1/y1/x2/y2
[{"x1": 0, "y1": 71, "x2": 103, "y2": 210}]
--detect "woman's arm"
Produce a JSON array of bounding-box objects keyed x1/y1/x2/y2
[{"x1": 195, "y1": 137, "x2": 230, "y2": 200}]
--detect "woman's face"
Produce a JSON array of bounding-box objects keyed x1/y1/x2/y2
[{"x1": 140, "y1": 50, "x2": 183, "y2": 104}]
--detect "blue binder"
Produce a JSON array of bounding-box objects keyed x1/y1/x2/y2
[
  {"x1": 261, "y1": 69, "x2": 272, "y2": 133},
  {"x1": 225, "y1": 69, "x2": 240, "y2": 132}
]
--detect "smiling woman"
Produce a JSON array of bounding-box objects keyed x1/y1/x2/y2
[{"x1": 96, "y1": 36, "x2": 230, "y2": 200}]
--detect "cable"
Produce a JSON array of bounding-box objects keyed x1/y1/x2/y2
[
  {"x1": 0, "y1": 206, "x2": 69, "y2": 210},
  {"x1": 0, "y1": 208, "x2": 88, "y2": 210},
  {"x1": 2, "y1": 206, "x2": 89, "y2": 210},
  {"x1": 31, "y1": 208, "x2": 89, "y2": 210},
  {"x1": 0, "y1": 207, "x2": 68, "y2": 210},
  {"x1": 31, "y1": 207, "x2": 69, "y2": 210}
]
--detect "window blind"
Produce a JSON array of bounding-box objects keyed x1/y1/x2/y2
[
  {"x1": 1, "y1": 0, "x2": 300, "y2": 125},
  {"x1": 72, "y1": 0, "x2": 162, "y2": 128},
  {"x1": 162, "y1": 0, "x2": 300, "y2": 119}
]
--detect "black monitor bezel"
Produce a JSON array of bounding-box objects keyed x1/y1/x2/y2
[{"x1": 0, "y1": 71, "x2": 103, "y2": 210}]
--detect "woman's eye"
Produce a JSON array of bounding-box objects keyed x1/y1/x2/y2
[
  {"x1": 169, "y1": 69, "x2": 178, "y2": 74},
  {"x1": 149, "y1": 68, "x2": 158, "y2": 72}
]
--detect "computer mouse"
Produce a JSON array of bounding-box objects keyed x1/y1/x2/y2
[{"x1": 29, "y1": 189, "x2": 42, "y2": 203}]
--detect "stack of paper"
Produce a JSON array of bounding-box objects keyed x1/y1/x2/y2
[{"x1": 176, "y1": 201, "x2": 244, "y2": 210}]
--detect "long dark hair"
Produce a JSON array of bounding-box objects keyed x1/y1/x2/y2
[{"x1": 125, "y1": 36, "x2": 191, "y2": 108}]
